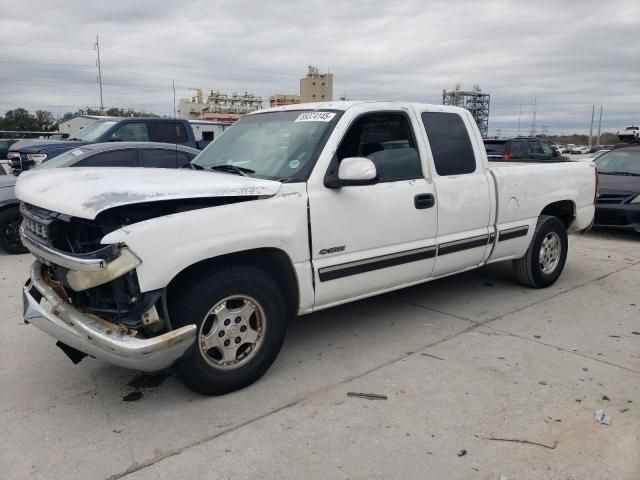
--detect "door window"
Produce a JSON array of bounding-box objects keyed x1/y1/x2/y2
[
  {"x1": 148, "y1": 122, "x2": 189, "y2": 143},
  {"x1": 336, "y1": 113, "x2": 422, "y2": 182},
  {"x1": 421, "y1": 112, "x2": 476, "y2": 176},
  {"x1": 528, "y1": 141, "x2": 543, "y2": 154},
  {"x1": 77, "y1": 149, "x2": 138, "y2": 167},
  {"x1": 540, "y1": 142, "x2": 554, "y2": 156},
  {"x1": 112, "y1": 123, "x2": 149, "y2": 142}
]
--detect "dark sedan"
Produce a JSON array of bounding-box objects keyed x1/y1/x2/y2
[
  {"x1": 594, "y1": 147, "x2": 640, "y2": 233},
  {"x1": 0, "y1": 142, "x2": 200, "y2": 254},
  {"x1": 36, "y1": 142, "x2": 199, "y2": 170}
]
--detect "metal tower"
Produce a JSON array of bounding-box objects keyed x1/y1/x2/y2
[{"x1": 442, "y1": 85, "x2": 490, "y2": 138}]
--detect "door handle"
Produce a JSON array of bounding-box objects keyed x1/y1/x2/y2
[{"x1": 414, "y1": 193, "x2": 435, "y2": 209}]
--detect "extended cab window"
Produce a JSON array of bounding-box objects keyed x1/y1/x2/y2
[
  {"x1": 421, "y1": 112, "x2": 476, "y2": 176},
  {"x1": 337, "y1": 113, "x2": 422, "y2": 182},
  {"x1": 77, "y1": 149, "x2": 138, "y2": 167},
  {"x1": 112, "y1": 123, "x2": 149, "y2": 142},
  {"x1": 149, "y1": 122, "x2": 188, "y2": 143}
]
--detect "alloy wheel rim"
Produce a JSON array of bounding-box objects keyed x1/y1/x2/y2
[
  {"x1": 197, "y1": 295, "x2": 266, "y2": 370},
  {"x1": 539, "y1": 232, "x2": 561, "y2": 274}
]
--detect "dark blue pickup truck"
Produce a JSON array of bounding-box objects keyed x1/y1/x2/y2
[{"x1": 8, "y1": 118, "x2": 214, "y2": 174}]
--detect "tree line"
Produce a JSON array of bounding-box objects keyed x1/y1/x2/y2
[{"x1": 0, "y1": 107, "x2": 159, "y2": 132}]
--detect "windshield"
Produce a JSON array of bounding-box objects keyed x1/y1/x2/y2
[
  {"x1": 70, "y1": 121, "x2": 117, "y2": 141},
  {"x1": 595, "y1": 150, "x2": 640, "y2": 175},
  {"x1": 192, "y1": 110, "x2": 341, "y2": 181},
  {"x1": 37, "y1": 148, "x2": 88, "y2": 169}
]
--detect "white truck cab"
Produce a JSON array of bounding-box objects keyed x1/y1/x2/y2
[{"x1": 16, "y1": 101, "x2": 597, "y2": 394}]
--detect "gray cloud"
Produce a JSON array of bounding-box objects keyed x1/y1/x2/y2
[{"x1": 1, "y1": 0, "x2": 638, "y2": 135}]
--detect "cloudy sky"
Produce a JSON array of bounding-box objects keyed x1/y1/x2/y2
[{"x1": 1, "y1": 0, "x2": 638, "y2": 135}]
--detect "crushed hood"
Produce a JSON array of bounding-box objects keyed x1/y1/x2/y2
[{"x1": 15, "y1": 167, "x2": 282, "y2": 219}]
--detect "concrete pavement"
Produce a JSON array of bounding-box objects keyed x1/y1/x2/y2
[{"x1": 1, "y1": 230, "x2": 638, "y2": 479}]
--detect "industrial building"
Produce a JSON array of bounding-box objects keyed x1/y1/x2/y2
[
  {"x1": 178, "y1": 89, "x2": 263, "y2": 122},
  {"x1": 269, "y1": 65, "x2": 334, "y2": 107},
  {"x1": 269, "y1": 94, "x2": 302, "y2": 108},
  {"x1": 56, "y1": 114, "x2": 120, "y2": 136},
  {"x1": 300, "y1": 65, "x2": 333, "y2": 103},
  {"x1": 442, "y1": 85, "x2": 490, "y2": 138}
]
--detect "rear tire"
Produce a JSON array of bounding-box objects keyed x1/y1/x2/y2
[
  {"x1": 0, "y1": 206, "x2": 28, "y2": 254},
  {"x1": 513, "y1": 215, "x2": 568, "y2": 288},
  {"x1": 170, "y1": 265, "x2": 288, "y2": 395}
]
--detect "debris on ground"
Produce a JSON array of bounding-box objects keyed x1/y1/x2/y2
[
  {"x1": 346, "y1": 392, "x2": 388, "y2": 400},
  {"x1": 538, "y1": 381, "x2": 547, "y2": 385},
  {"x1": 122, "y1": 391, "x2": 143, "y2": 402},
  {"x1": 421, "y1": 353, "x2": 445, "y2": 360},
  {"x1": 533, "y1": 335, "x2": 541, "y2": 339},
  {"x1": 457, "y1": 449, "x2": 467, "y2": 457},
  {"x1": 594, "y1": 409, "x2": 612, "y2": 425},
  {"x1": 499, "y1": 475, "x2": 509, "y2": 480},
  {"x1": 481, "y1": 436, "x2": 558, "y2": 449},
  {"x1": 128, "y1": 372, "x2": 169, "y2": 389},
  {"x1": 601, "y1": 394, "x2": 610, "y2": 401},
  {"x1": 619, "y1": 408, "x2": 630, "y2": 414},
  {"x1": 631, "y1": 331, "x2": 640, "y2": 335}
]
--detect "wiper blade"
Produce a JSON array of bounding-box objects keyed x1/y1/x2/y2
[{"x1": 208, "y1": 164, "x2": 255, "y2": 176}]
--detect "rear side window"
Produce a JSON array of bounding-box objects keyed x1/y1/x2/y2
[
  {"x1": 421, "y1": 112, "x2": 476, "y2": 176},
  {"x1": 112, "y1": 123, "x2": 149, "y2": 142},
  {"x1": 148, "y1": 122, "x2": 189, "y2": 143},
  {"x1": 141, "y1": 148, "x2": 179, "y2": 168},
  {"x1": 512, "y1": 141, "x2": 525, "y2": 155},
  {"x1": 77, "y1": 149, "x2": 138, "y2": 167}
]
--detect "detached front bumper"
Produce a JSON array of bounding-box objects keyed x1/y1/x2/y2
[{"x1": 23, "y1": 261, "x2": 196, "y2": 371}]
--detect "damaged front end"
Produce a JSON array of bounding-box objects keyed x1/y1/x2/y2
[{"x1": 20, "y1": 202, "x2": 196, "y2": 371}]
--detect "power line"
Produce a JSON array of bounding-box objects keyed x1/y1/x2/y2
[
  {"x1": 0, "y1": 42, "x2": 93, "y2": 51},
  {"x1": 0, "y1": 60, "x2": 95, "y2": 67}
]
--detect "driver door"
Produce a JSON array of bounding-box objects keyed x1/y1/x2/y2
[{"x1": 307, "y1": 111, "x2": 438, "y2": 308}]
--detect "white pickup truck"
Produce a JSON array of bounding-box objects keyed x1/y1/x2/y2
[{"x1": 16, "y1": 101, "x2": 597, "y2": 395}]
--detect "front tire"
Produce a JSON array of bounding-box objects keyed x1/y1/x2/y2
[
  {"x1": 0, "y1": 206, "x2": 28, "y2": 254},
  {"x1": 513, "y1": 215, "x2": 568, "y2": 288},
  {"x1": 170, "y1": 265, "x2": 288, "y2": 395}
]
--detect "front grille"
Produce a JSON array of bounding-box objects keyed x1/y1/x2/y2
[
  {"x1": 20, "y1": 203, "x2": 56, "y2": 244},
  {"x1": 23, "y1": 216, "x2": 50, "y2": 240}
]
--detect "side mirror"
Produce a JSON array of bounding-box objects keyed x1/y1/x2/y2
[{"x1": 325, "y1": 157, "x2": 378, "y2": 188}]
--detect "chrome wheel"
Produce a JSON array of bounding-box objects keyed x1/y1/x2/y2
[
  {"x1": 197, "y1": 295, "x2": 266, "y2": 370},
  {"x1": 539, "y1": 232, "x2": 561, "y2": 274}
]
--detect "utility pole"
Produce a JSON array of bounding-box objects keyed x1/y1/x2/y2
[
  {"x1": 95, "y1": 35, "x2": 104, "y2": 112},
  {"x1": 588, "y1": 105, "x2": 595, "y2": 147},
  {"x1": 530, "y1": 98, "x2": 537, "y2": 137},
  {"x1": 172, "y1": 80, "x2": 176, "y2": 118},
  {"x1": 517, "y1": 102, "x2": 522, "y2": 136},
  {"x1": 596, "y1": 106, "x2": 603, "y2": 146}
]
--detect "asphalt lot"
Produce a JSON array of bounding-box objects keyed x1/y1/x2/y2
[{"x1": 1, "y1": 229, "x2": 639, "y2": 480}]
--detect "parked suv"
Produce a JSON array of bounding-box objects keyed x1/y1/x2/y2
[{"x1": 484, "y1": 137, "x2": 566, "y2": 162}]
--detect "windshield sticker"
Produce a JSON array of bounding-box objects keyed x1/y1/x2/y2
[
  {"x1": 70, "y1": 149, "x2": 84, "y2": 156},
  {"x1": 294, "y1": 112, "x2": 336, "y2": 122},
  {"x1": 289, "y1": 159, "x2": 301, "y2": 169}
]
